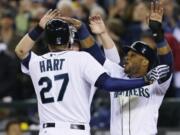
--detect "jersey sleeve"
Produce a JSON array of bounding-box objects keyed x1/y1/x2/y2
[
  {"x1": 81, "y1": 52, "x2": 108, "y2": 86},
  {"x1": 103, "y1": 46, "x2": 121, "y2": 64},
  {"x1": 103, "y1": 59, "x2": 126, "y2": 78},
  {"x1": 21, "y1": 51, "x2": 38, "y2": 75},
  {"x1": 154, "y1": 74, "x2": 173, "y2": 94}
]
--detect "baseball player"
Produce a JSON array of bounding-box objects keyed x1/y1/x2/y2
[
  {"x1": 14, "y1": 9, "x2": 167, "y2": 135},
  {"x1": 90, "y1": 1, "x2": 173, "y2": 135},
  {"x1": 62, "y1": 1, "x2": 173, "y2": 135}
]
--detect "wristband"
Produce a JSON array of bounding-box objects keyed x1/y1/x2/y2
[
  {"x1": 28, "y1": 25, "x2": 44, "y2": 41},
  {"x1": 149, "y1": 20, "x2": 164, "y2": 43},
  {"x1": 77, "y1": 23, "x2": 90, "y2": 40}
]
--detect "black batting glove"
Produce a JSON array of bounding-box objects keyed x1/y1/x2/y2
[{"x1": 149, "y1": 20, "x2": 164, "y2": 43}]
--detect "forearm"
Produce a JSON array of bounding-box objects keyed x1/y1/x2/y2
[
  {"x1": 156, "y1": 40, "x2": 173, "y2": 67},
  {"x1": 156, "y1": 41, "x2": 173, "y2": 84},
  {"x1": 95, "y1": 73, "x2": 146, "y2": 91},
  {"x1": 149, "y1": 21, "x2": 173, "y2": 84},
  {"x1": 78, "y1": 23, "x2": 114, "y2": 50},
  {"x1": 99, "y1": 32, "x2": 117, "y2": 49},
  {"x1": 15, "y1": 34, "x2": 35, "y2": 60},
  {"x1": 78, "y1": 23, "x2": 95, "y2": 49},
  {"x1": 78, "y1": 23, "x2": 106, "y2": 65},
  {"x1": 149, "y1": 21, "x2": 173, "y2": 67},
  {"x1": 98, "y1": 32, "x2": 120, "y2": 63},
  {"x1": 103, "y1": 45, "x2": 120, "y2": 64},
  {"x1": 15, "y1": 25, "x2": 43, "y2": 60}
]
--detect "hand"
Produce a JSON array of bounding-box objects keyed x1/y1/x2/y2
[
  {"x1": 144, "y1": 64, "x2": 170, "y2": 84},
  {"x1": 89, "y1": 15, "x2": 107, "y2": 35},
  {"x1": 59, "y1": 17, "x2": 82, "y2": 29},
  {"x1": 39, "y1": 9, "x2": 61, "y2": 29},
  {"x1": 147, "y1": 0, "x2": 164, "y2": 24}
]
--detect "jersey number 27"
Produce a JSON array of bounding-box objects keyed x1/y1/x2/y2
[{"x1": 38, "y1": 73, "x2": 69, "y2": 104}]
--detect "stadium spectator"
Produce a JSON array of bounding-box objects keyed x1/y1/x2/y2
[
  {"x1": 0, "y1": 40, "x2": 19, "y2": 100},
  {"x1": 109, "y1": 0, "x2": 128, "y2": 19},
  {"x1": 163, "y1": 0, "x2": 180, "y2": 42},
  {"x1": 56, "y1": 0, "x2": 74, "y2": 17},
  {"x1": 5, "y1": 120, "x2": 22, "y2": 135},
  {"x1": 165, "y1": 33, "x2": 180, "y2": 97},
  {"x1": 0, "y1": 12, "x2": 22, "y2": 53},
  {"x1": 15, "y1": 0, "x2": 32, "y2": 35}
]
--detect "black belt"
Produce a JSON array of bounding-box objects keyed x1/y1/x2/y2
[{"x1": 42, "y1": 123, "x2": 85, "y2": 130}]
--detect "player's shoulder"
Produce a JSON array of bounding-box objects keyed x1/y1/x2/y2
[
  {"x1": 70, "y1": 51, "x2": 90, "y2": 56},
  {"x1": 47, "y1": 51, "x2": 93, "y2": 61},
  {"x1": 21, "y1": 51, "x2": 38, "y2": 63},
  {"x1": 81, "y1": 51, "x2": 93, "y2": 57},
  {"x1": 69, "y1": 51, "x2": 93, "y2": 58}
]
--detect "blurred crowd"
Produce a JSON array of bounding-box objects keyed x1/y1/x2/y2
[{"x1": 0, "y1": 0, "x2": 180, "y2": 131}]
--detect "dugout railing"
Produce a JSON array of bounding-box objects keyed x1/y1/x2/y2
[{"x1": 0, "y1": 98, "x2": 180, "y2": 135}]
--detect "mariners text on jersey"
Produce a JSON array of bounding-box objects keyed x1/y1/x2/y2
[
  {"x1": 114, "y1": 87, "x2": 150, "y2": 98},
  {"x1": 39, "y1": 59, "x2": 65, "y2": 72}
]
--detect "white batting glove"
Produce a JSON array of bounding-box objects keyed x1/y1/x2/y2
[{"x1": 144, "y1": 64, "x2": 170, "y2": 84}]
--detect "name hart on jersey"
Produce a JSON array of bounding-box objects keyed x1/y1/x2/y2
[
  {"x1": 114, "y1": 87, "x2": 150, "y2": 98},
  {"x1": 39, "y1": 59, "x2": 65, "y2": 72}
]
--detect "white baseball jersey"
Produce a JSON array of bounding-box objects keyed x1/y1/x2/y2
[
  {"x1": 21, "y1": 51, "x2": 107, "y2": 127},
  {"x1": 103, "y1": 48, "x2": 172, "y2": 135}
]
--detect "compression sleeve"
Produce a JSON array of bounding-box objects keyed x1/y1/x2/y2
[
  {"x1": 95, "y1": 73, "x2": 146, "y2": 91},
  {"x1": 78, "y1": 23, "x2": 106, "y2": 65},
  {"x1": 83, "y1": 44, "x2": 106, "y2": 65},
  {"x1": 156, "y1": 40, "x2": 173, "y2": 83},
  {"x1": 157, "y1": 40, "x2": 173, "y2": 67}
]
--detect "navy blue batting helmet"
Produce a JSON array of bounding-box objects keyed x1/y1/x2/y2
[
  {"x1": 44, "y1": 19, "x2": 76, "y2": 46},
  {"x1": 123, "y1": 41, "x2": 158, "y2": 69}
]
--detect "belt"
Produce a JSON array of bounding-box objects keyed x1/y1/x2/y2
[{"x1": 42, "y1": 123, "x2": 85, "y2": 130}]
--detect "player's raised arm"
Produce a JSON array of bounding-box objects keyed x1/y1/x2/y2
[
  {"x1": 89, "y1": 15, "x2": 117, "y2": 49},
  {"x1": 148, "y1": 0, "x2": 173, "y2": 81},
  {"x1": 89, "y1": 15, "x2": 120, "y2": 63},
  {"x1": 15, "y1": 9, "x2": 60, "y2": 60},
  {"x1": 59, "y1": 17, "x2": 106, "y2": 65}
]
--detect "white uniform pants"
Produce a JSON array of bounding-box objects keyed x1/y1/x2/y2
[{"x1": 39, "y1": 122, "x2": 90, "y2": 135}]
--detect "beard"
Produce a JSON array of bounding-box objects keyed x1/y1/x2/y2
[{"x1": 124, "y1": 63, "x2": 139, "y2": 77}]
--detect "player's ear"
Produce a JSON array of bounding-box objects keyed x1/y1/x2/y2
[{"x1": 142, "y1": 59, "x2": 149, "y2": 66}]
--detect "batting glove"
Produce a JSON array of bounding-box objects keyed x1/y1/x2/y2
[{"x1": 144, "y1": 64, "x2": 170, "y2": 84}]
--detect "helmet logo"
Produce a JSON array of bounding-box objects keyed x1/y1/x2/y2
[
  {"x1": 56, "y1": 37, "x2": 61, "y2": 44},
  {"x1": 142, "y1": 48, "x2": 146, "y2": 53}
]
